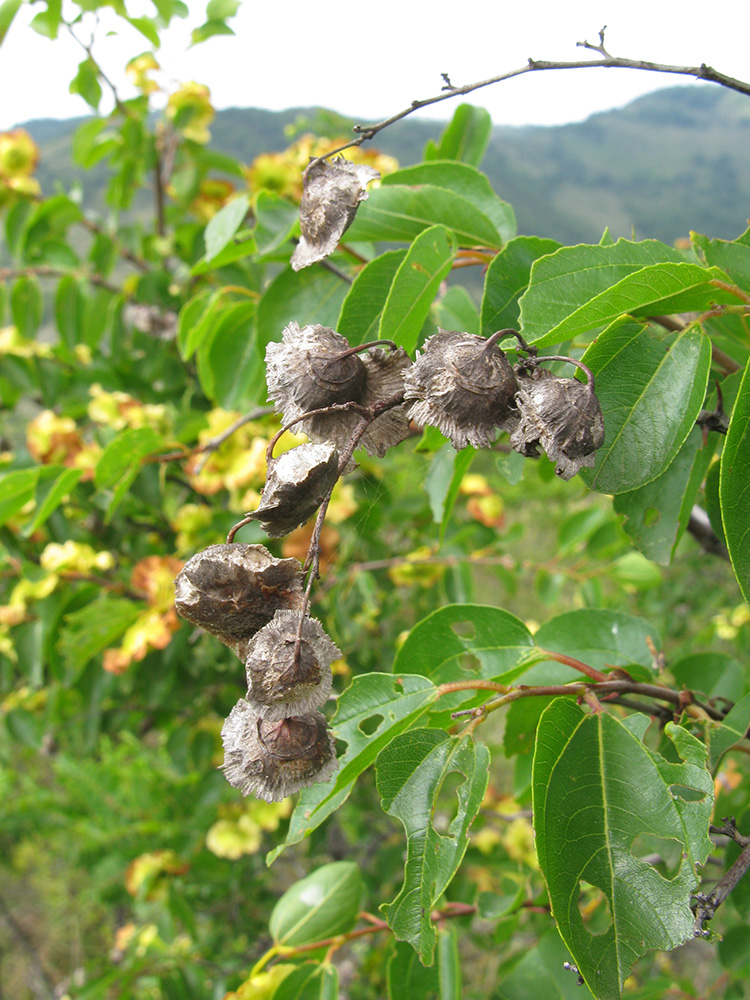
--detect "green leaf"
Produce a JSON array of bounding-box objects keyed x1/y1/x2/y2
[
  {"x1": 196, "y1": 300, "x2": 262, "y2": 408},
  {"x1": 434, "y1": 285, "x2": 479, "y2": 335},
  {"x1": 423, "y1": 443, "x2": 475, "y2": 541},
  {"x1": 177, "y1": 289, "x2": 221, "y2": 359},
  {"x1": 532, "y1": 609, "x2": 661, "y2": 676},
  {"x1": 535, "y1": 261, "x2": 733, "y2": 347},
  {"x1": 69, "y1": 58, "x2": 102, "y2": 111},
  {"x1": 720, "y1": 360, "x2": 750, "y2": 603},
  {"x1": 11, "y1": 276, "x2": 43, "y2": 338},
  {"x1": 23, "y1": 467, "x2": 83, "y2": 537},
  {"x1": 0, "y1": 0, "x2": 21, "y2": 44},
  {"x1": 518, "y1": 239, "x2": 684, "y2": 344},
  {"x1": 377, "y1": 729, "x2": 489, "y2": 963},
  {"x1": 392, "y1": 604, "x2": 535, "y2": 713},
  {"x1": 707, "y1": 692, "x2": 750, "y2": 770},
  {"x1": 59, "y1": 598, "x2": 144, "y2": 678},
  {"x1": 693, "y1": 227, "x2": 750, "y2": 292},
  {"x1": 55, "y1": 275, "x2": 85, "y2": 349},
  {"x1": 337, "y1": 249, "x2": 406, "y2": 346},
  {"x1": 206, "y1": 0, "x2": 240, "y2": 17},
  {"x1": 424, "y1": 103, "x2": 492, "y2": 168},
  {"x1": 379, "y1": 225, "x2": 457, "y2": 352},
  {"x1": 269, "y1": 861, "x2": 363, "y2": 946},
  {"x1": 345, "y1": 184, "x2": 504, "y2": 249},
  {"x1": 382, "y1": 162, "x2": 515, "y2": 244},
  {"x1": 613, "y1": 428, "x2": 714, "y2": 564},
  {"x1": 266, "y1": 674, "x2": 438, "y2": 865},
  {"x1": 496, "y1": 928, "x2": 595, "y2": 1000},
  {"x1": 256, "y1": 267, "x2": 349, "y2": 357},
  {"x1": 671, "y1": 652, "x2": 744, "y2": 703},
  {"x1": 270, "y1": 962, "x2": 338, "y2": 1000},
  {"x1": 191, "y1": 18, "x2": 234, "y2": 44},
  {"x1": 387, "y1": 924, "x2": 461, "y2": 999},
  {"x1": 253, "y1": 190, "x2": 299, "y2": 257},
  {"x1": 127, "y1": 15, "x2": 160, "y2": 46},
  {"x1": 29, "y1": 0, "x2": 62, "y2": 39},
  {"x1": 533, "y1": 700, "x2": 714, "y2": 1000},
  {"x1": 480, "y1": 236, "x2": 560, "y2": 338},
  {"x1": 94, "y1": 429, "x2": 167, "y2": 517},
  {"x1": 203, "y1": 195, "x2": 249, "y2": 262},
  {"x1": 580, "y1": 318, "x2": 711, "y2": 494},
  {"x1": 0, "y1": 468, "x2": 38, "y2": 527}
]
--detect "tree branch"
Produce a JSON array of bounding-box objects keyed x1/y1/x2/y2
[{"x1": 307, "y1": 30, "x2": 750, "y2": 167}]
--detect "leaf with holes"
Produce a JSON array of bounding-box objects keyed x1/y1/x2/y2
[
  {"x1": 266, "y1": 673, "x2": 438, "y2": 864},
  {"x1": 392, "y1": 604, "x2": 536, "y2": 715},
  {"x1": 533, "y1": 700, "x2": 714, "y2": 1000},
  {"x1": 376, "y1": 728, "x2": 490, "y2": 963}
]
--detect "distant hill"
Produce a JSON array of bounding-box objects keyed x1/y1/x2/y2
[{"x1": 16, "y1": 84, "x2": 750, "y2": 247}]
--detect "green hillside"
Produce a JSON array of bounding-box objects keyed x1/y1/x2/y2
[{"x1": 18, "y1": 83, "x2": 750, "y2": 246}]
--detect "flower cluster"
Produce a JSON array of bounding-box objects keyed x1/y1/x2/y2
[{"x1": 174, "y1": 544, "x2": 339, "y2": 801}]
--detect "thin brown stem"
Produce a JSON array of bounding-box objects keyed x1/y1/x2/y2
[
  {"x1": 0, "y1": 265, "x2": 118, "y2": 294},
  {"x1": 305, "y1": 37, "x2": 750, "y2": 169}
]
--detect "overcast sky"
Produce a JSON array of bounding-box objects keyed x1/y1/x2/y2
[{"x1": 2, "y1": 0, "x2": 750, "y2": 131}]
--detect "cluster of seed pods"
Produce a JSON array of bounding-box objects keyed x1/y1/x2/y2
[{"x1": 174, "y1": 322, "x2": 605, "y2": 800}]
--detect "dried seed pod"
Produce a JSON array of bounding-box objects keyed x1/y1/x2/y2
[
  {"x1": 221, "y1": 701, "x2": 338, "y2": 801},
  {"x1": 291, "y1": 158, "x2": 379, "y2": 271},
  {"x1": 404, "y1": 330, "x2": 519, "y2": 449},
  {"x1": 245, "y1": 609, "x2": 339, "y2": 720},
  {"x1": 174, "y1": 543, "x2": 304, "y2": 660},
  {"x1": 510, "y1": 370, "x2": 605, "y2": 480},
  {"x1": 248, "y1": 442, "x2": 339, "y2": 537},
  {"x1": 266, "y1": 323, "x2": 410, "y2": 459}
]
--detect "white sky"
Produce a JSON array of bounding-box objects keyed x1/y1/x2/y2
[{"x1": 2, "y1": 0, "x2": 750, "y2": 131}]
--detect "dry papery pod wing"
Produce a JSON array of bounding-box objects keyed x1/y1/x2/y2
[
  {"x1": 221, "y1": 701, "x2": 338, "y2": 801},
  {"x1": 266, "y1": 322, "x2": 411, "y2": 461},
  {"x1": 173, "y1": 543, "x2": 304, "y2": 661},
  {"x1": 245, "y1": 609, "x2": 339, "y2": 720},
  {"x1": 510, "y1": 363, "x2": 605, "y2": 480},
  {"x1": 404, "y1": 330, "x2": 519, "y2": 450},
  {"x1": 248, "y1": 442, "x2": 339, "y2": 538},
  {"x1": 291, "y1": 157, "x2": 380, "y2": 271}
]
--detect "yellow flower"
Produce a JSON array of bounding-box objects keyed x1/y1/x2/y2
[
  {"x1": 0, "y1": 129, "x2": 39, "y2": 178},
  {"x1": 125, "y1": 851, "x2": 189, "y2": 902},
  {"x1": 190, "y1": 177, "x2": 236, "y2": 221},
  {"x1": 388, "y1": 546, "x2": 445, "y2": 588},
  {"x1": 126, "y1": 53, "x2": 160, "y2": 94},
  {"x1": 40, "y1": 540, "x2": 114, "y2": 573},
  {"x1": 26, "y1": 410, "x2": 83, "y2": 466},
  {"x1": 206, "y1": 816, "x2": 263, "y2": 859},
  {"x1": 88, "y1": 383, "x2": 169, "y2": 433},
  {"x1": 166, "y1": 82, "x2": 215, "y2": 144},
  {"x1": 0, "y1": 326, "x2": 51, "y2": 358}
]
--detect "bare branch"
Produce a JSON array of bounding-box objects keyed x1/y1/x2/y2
[{"x1": 306, "y1": 39, "x2": 750, "y2": 167}]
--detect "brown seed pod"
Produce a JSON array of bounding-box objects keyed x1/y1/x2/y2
[
  {"x1": 404, "y1": 330, "x2": 519, "y2": 449},
  {"x1": 291, "y1": 158, "x2": 379, "y2": 272},
  {"x1": 266, "y1": 323, "x2": 410, "y2": 459},
  {"x1": 173, "y1": 543, "x2": 304, "y2": 660},
  {"x1": 245, "y1": 609, "x2": 339, "y2": 720},
  {"x1": 510, "y1": 368, "x2": 605, "y2": 480},
  {"x1": 221, "y1": 701, "x2": 338, "y2": 801},
  {"x1": 248, "y1": 442, "x2": 339, "y2": 537}
]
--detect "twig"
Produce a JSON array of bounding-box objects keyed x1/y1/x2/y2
[
  {"x1": 306, "y1": 30, "x2": 750, "y2": 168},
  {"x1": 64, "y1": 21, "x2": 134, "y2": 118},
  {"x1": 76, "y1": 216, "x2": 151, "y2": 272},
  {"x1": 0, "y1": 265, "x2": 119, "y2": 294},
  {"x1": 148, "y1": 406, "x2": 275, "y2": 467},
  {"x1": 693, "y1": 818, "x2": 750, "y2": 936}
]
